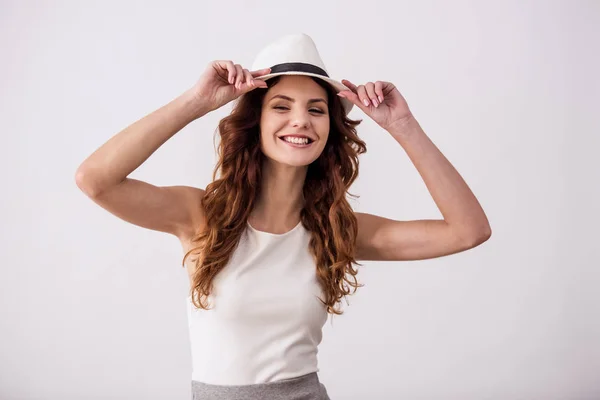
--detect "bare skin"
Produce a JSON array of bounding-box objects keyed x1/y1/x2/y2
[
  {"x1": 76, "y1": 60, "x2": 492, "y2": 285},
  {"x1": 248, "y1": 74, "x2": 331, "y2": 234},
  {"x1": 181, "y1": 75, "x2": 331, "y2": 280},
  {"x1": 75, "y1": 60, "x2": 273, "y2": 283}
]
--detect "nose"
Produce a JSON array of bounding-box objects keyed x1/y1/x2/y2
[
  {"x1": 292, "y1": 121, "x2": 309, "y2": 129},
  {"x1": 291, "y1": 109, "x2": 310, "y2": 129}
]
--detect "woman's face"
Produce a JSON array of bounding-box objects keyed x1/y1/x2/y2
[{"x1": 259, "y1": 75, "x2": 330, "y2": 167}]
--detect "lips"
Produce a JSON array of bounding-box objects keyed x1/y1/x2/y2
[
  {"x1": 279, "y1": 136, "x2": 314, "y2": 148},
  {"x1": 278, "y1": 135, "x2": 316, "y2": 142}
]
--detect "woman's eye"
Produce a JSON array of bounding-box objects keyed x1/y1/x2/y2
[{"x1": 273, "y1": 106, "x2": 324, "y2": 114}]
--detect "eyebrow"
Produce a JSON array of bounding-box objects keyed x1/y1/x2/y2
[{"x1": 268, "y1": 94, "x2": 328, "y2": 105}]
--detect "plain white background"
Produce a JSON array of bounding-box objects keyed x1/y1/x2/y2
[{"x1": 1, "y1": 1, "x2": 598, "y2": 399}]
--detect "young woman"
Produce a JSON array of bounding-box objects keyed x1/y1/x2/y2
[{"x1": 75, "y1": 34, "x2": 491, "y2": 399}]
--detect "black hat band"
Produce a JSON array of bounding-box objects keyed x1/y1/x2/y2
[{"x1": 268, "y1": 62, "x2": 329, "y2": 78}]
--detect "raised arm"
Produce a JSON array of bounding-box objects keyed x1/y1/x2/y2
[
  {"x1": 75, "y1": 60, "x2": 271, "y2": 240},
  {"x1": 74, "y1": 88, "x2": 210, "y2": 240}
]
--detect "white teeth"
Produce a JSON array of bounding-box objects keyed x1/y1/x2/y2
[{"x1": 282, "y1": 136, "x2": 310, "y2": 145}]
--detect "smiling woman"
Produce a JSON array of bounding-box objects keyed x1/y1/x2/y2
[
  {"x1": 74, "y1": 32, "x2": 363, "y2": 399},
  {"x1": 187, "y1": 70, "x2": 367, "y2": 318},
  {"x1": 75, "y1": 32, "x2": 490, "y2": 399},
  {"x1": 177, "y1": 52, "x2": 367, "y2": 396},
  {"x1": 257, "y1": 75, "x2": 332, "y2": 165}
]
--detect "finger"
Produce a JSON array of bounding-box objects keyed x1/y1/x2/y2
[
  {"x1": 217, "y1": 60, "x2": 236, "y2": 84},
  {"x1": 234, "y1": 64, "x2": 244, "y2": 89},
  {"x1": 365, "y1": 82, "x2": 378, "y2": 107},
  {"x1": 341, "y1": 79, "x2": 358, "y2": 93},
  {"x1": 245, "y1": 67, "x2": 270, "y2": 89},
  {"x1": 242, "y1": 69, "x2": 253, "y2": 88},
  {"x1": 374, "y1": 81, "x2": 384, "y2": 103},
  {"x1": 250, "y1": 67, "x2": 272, "y2": 77},
  {"x1": 338, "y1": 89, "x2": 370, "y2": 113},
  {"x1": 356, "y1": 85, "x2": 371, "y2": 107},
  {"x1": 242, "y1": 69, "x2": 264, "y2": 90}
]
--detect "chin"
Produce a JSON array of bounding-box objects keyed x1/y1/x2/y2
[
  {"x1": 277, "y1": 156, "x2": 316, "y2": 167},
  {"x1": 262, "y1": 151, "x2": 319, "y2": 167}
]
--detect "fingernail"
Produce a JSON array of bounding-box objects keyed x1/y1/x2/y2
[
  {"x1": 337, "y1": 92, "x2": 345, "y2": 98},
  {"x1": 378, "y1": 95, "x2": 383, "y2": 102},
  {"x1": 363, "y1": 99, "x2": 370, "y2": 106}
]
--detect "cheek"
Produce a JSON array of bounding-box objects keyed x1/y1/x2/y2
[
  {"x1": 317, "y1": 119, "x2": 330, "y2": 140},
  {"x1": 259, "y1": 114, "x2": 283, "y2": 135}
]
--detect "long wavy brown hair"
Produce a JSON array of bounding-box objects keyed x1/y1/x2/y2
[{"x1": 182, "y1": 75, "x2": 367, "y2": 315}]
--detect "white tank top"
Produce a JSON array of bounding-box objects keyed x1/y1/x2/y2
[{"x1": 186, "y1": 220, "x2": 328, "y2": 385}]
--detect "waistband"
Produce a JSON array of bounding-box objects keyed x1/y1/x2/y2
[{"x1": 191, "y1": 371, "x2": 330, "y2": 400}]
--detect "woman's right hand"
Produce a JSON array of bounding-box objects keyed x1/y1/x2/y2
[{"x1": 190, "y1": 60, "x2": 271, "y2": 112}]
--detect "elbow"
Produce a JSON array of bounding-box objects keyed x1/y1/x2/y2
[
  {"x1": 479, "y1": 227, "x2": 492, "y2": 243},
  {"x1": 75, "y1": 167, "x2": 101, "y2": 198},
  {"x1": 457, "y1": 224, "x2": 492, "y2": 249},
  {"x1": 480, "y1": 221, "x2": 492, "y2": 240},
  {"x1": 469, "y1": 225, "x2": 492, "y2": 247}
]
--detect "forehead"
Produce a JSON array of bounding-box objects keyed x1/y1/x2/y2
[{"x1": 267, "y1": 75, "x2": 328, "y2": 98}]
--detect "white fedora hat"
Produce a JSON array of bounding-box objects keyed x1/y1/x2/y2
[{"x1": 250, "y1": 33, "x2": 354, "y2": 115}]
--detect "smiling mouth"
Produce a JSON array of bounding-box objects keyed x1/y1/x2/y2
[{"x1": 279, "y1": 137, "x2": 315, "y2": 147}]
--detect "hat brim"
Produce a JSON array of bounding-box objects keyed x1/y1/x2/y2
[{"x1": 255, "y1": 71, "x2": 354, "y2": 115}]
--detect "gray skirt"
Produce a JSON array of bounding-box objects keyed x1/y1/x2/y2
[{"x1": 191, "y1": 372, "x2": 331, "y2": 400}]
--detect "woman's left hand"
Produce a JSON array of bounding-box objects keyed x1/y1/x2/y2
[{"x1": 338, "y1": 79, "x2": 413, "y2": 131}]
